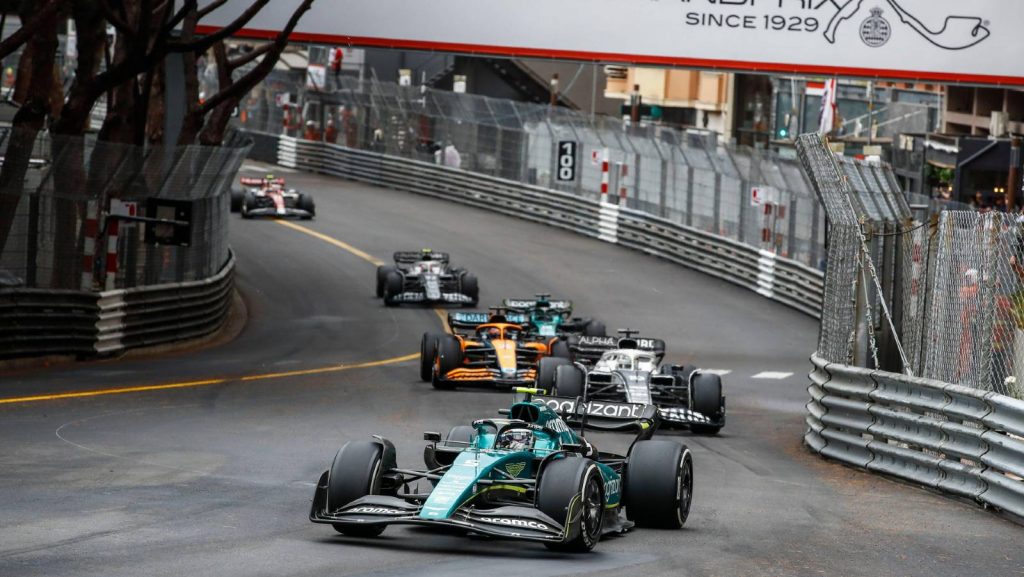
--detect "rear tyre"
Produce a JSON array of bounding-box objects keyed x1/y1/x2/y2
[
  {"x1": 420, "y1": 333, "x2": 442, "y2": 382},
  {"x1": 460, "y1": 274, "x2": 479, "y2": 306},
  {"x1": 537, "y1": 457, "x2": 604, "y2": 552},
  {"x1": 584, "y1": 321, "x2": 606, "y2": 337},
  {"x1": 549, "y1": 339, "x2": 571, "y2": 359},
  {"x1": 432, "y1": 335, "x2": 462, "y2": 390},
  {"x1": 690, "y1": 373, "x2": 723, "y2": 435},
  {"x1": 328, "y1": 441, "x2": 388, "y2": 537},
  {"x1": 624, "y1": 440, "x2": 693, "y2": 529},
  {"x1": 554, "y1": 365, "x2": 585, "y2": 398},
  {"x1": 376, "y1": 265, "x2": 398, "y2": 298},
  {"x1": 298, "y1": 193, "x2": 316, "y2": 219},
  {"x1": 383, "y1": 271, "x2": 403, "y2": 307},
  {"x1": 537, "y1": 357, "x2": 571, "y2": 392}
]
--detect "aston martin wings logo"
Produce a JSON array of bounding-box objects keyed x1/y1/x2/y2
[
  {"x1": 822, "y1": 0, "x2": 991, "y2": 50},
  {"x1": 505, "y1": 462, "x2": 526, "y2": 477}
]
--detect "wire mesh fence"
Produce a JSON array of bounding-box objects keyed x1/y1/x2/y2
[
  {"x1": 0, "y1": 129, "x2": 249, "y2": 291},
  {"x1": 797, "y1": 133, "x2": 1024, "y2": 400},
  {"x1": 235, "y1": 76, "x2": 828, "y2": 270}
]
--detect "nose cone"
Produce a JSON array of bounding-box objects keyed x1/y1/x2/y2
[{"x1": 494, "y1": 341, "x2": 518, "y2": 373}]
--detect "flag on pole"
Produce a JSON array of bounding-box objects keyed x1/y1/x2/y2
[{"x1": 819, "y1": 78, "x2": 838, "y2": 135}]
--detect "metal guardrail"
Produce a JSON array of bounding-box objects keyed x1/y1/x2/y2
[
  {"x1": 0, "y1": 253, "x2": 235, "y2": 360},
  {"x1": 806, "y1": 353, "x2": 1024, "y2": 518},
  {"x1": 262, "y1": 133, "x2": 824, "y2": 318}
]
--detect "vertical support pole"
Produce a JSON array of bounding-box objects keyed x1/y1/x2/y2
[
  {"x1": 104, "y1": 214, "x2": 120, "y2": 291},
  {"x1": 81, "y1": 200, "x2": 99, "y2": 291},
  {"x1": 685, "y1": 166, "x2": 695, "y2": 228},
  {"x1": 713, "y1": 173, "x2": 723, "y2": 235},
  {"x1": 600, "y1": 148, "x2": 610, "y2": 204}
]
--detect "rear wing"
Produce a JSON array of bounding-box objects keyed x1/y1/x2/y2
[
  {"x1": 394, "y1": 251, "x2": 450, "y2": 265},
  {"x1": 448, "y1": 311, "x2": 528, "y2": 332},
  {"x1": 503, "y1": 298, "x2": 573, "y2": 313},
  {"x1": 534, "y1": 395, "x2": 659, "y2": 436},
  {"x1": 570, "y1": 335, "x2": 666, "y2": 364},
  {"x1": 240, "y1": 177, "x2": 285, "y2": 186}
]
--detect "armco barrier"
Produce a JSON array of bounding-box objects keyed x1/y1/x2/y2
[
  {"x1": 806, "y1": 353, "x2": 1024, "y2": 518},
  {"x1": 254, "y1": 133, "x2": 824, "y2": 318},
  {"x1": 1, "y1": 253, "x2": 235, "y2": 360}
]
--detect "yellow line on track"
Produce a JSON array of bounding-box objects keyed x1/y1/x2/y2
[
  {"x1": 274, "y1": 219, "x2": 385, "y2": 266},
  {"x1": 0, "y1": 354, "x2": 417, "y2": 406},
  {"x1": 433, "y1": 308, "x2": 453, "y2": 334}
]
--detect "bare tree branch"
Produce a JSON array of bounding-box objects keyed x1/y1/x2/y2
[
  {"x1": 197, "y1": 0, "x2": 312, "y2": 116},
  {"x1": 228, "y1": 42, "x2": 272, "y2": 71},
  {"x1": 99, "y1": 0, "x2": 133, "y2": 36},
  {"x1": 0, "y1": 0, "x2": 62, "y2": 62},
  {"x1": 168, "y1": 0, "x2": 270, "y2": 54}
]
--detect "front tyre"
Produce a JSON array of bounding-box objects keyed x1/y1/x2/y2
[
  {"x1": 624, "y1": 440, "x2": 693, "y2": 529},
  {"x1": 382, "y1": 271, "x2": 403, "y2": 307},
  {"x1": 553, "y1": 365, "x2": 585, "y2": 398},
  {"x1": 376, "y1": 265, "x2": 398, "y2": 298},
  {"x1": 537, "y1": 357, "x2": 571, "y2": 392},
  {"x1": 460, "y1": 274, "x2": 479, "y2": 307},
  {"x1": 537, "y1": 457, "x2": 604, "y2": 552},
  {"x1": 690, "y1": 373, "x2": 723, "y2": 435},
  {"x1": 328, "y1": 441, "x2": 387, "y2": 537},
  {"x1": 297, "y1": 193, "x2": 316, "y2": 220},
  {"x1": 584, "y1": 321, "x2": 606, "y2": 337},
  {"x1": 419, "y1": 332, "x2": 442, "y2": 382},
  {"x1": 432, "y1": 335, "x2": 462, "y2": 390}
]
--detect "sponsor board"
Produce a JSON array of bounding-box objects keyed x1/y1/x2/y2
[
  {"x1": 538, "y1": 396, "x2": 646, "y2": 420},
  {"x1": 198, "y1": 1, "x2": 1024, "y2": 85},
  {"x1": 477, "y1": 516, "x2": 550, "y2": 531}
]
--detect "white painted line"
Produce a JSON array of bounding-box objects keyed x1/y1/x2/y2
[
  {"x1": 700, "y1": 369, "x2": 732, "y2": 377},
  {"x1": 752, "y1": 371, "x2": 794, "y2": 380}
]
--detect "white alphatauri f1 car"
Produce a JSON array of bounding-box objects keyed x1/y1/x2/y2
[{"x1": 535, "y1": 330, "x2": 726, "y2": 434}]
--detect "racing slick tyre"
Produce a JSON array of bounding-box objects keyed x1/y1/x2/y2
[
  {"x1": 241, "y1": 192, "x2": 257, "y2": 219},
  {"x1": 584, "y1": 321, "x2": 607, "y2": 337},
  {"x1": 624, "y1": 440, "x2": 693, "y2": 529},
  {"x1": 537, "y1": 457, "x2": 604, "y2": 552},
  {"x1": 382, "y1": 271, "x2": 403, "y2": 307},
  {"x1": 549, "y1": 339, "x2": 571, "y2": 359},
  {"x1": 554, "y1": 365, "x2": 585, "y2": 398},
  {"x1": 690, "y1": 373, "x2": 723, "y2": 435},
  {"x1": 298, "y1": 193, "x2": 316, "y2": 220},
  {"x1": 328, "y1": 441, "x2": 387, "y2": 537},
  {"x1": 443, "y1": 425, "x2": 476, "y2": 448},
  {"x1": 432, "y1": 335, "x2": 462, "y2": 390},
  {"x1": 537, "y1": 357, "x2": 571, "y2": 392},
  {"x1": 460, "y1": 274, "x2": 479, "y2": 307},
  {"x1": 376, "y1": 265, "x2": 398, "y2": 298},
  {"x1": 420, "y1": 332, "x2": 442, "y2": 382},
  {"x1": 230, "y1": 186, "x2": 245, "y2": 213}
]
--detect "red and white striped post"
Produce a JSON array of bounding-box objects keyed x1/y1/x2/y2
[
  {"x1": 618, "y1": 163, "x2": 629, "y2": 202},
  {"x1": 81, "y1": 200, "x2": 99, "y2": 291},
  {"x1": 600, "y1": 148, "x2": 610, "y2": 203},
  {"x1": 104, "y1": 216, "x2": 120, "y2": 291}
]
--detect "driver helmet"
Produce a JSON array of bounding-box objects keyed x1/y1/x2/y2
[
  {"x1": 497, "y1": 428, "x2": 534, "y2": 451},
  {"x1": 483, "y1": 327, "x2": 501, "y2": 340},
  {"x1": 421, "y1": 248, "x2": 433, "y2": 259}
]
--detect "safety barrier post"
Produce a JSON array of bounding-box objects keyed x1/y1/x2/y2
[{"x1": 81, "y1": 200, "x2": 99, "y2": 291}]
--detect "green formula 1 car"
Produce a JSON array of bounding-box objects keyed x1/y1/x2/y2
[{"x1": 309, "y1": 389, "x2": 694, "y2": 552}]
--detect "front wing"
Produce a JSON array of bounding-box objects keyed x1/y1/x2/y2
[
  {"x1": 389, "y1": 291, "x2": 475, "y2": 304},
  {"x1": 310, "y1": 473, "x2": 566, "y2": 543},
  {"x1": 243, "y1": 207, "x2": 313, "y2": 219}
]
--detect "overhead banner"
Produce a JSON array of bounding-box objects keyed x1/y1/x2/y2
[{"x1": 198, "y1": 0, "x2": 1024, "y2": 86}]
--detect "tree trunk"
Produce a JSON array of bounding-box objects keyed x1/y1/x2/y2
[{"x1": 0, "y1": 8, "x2": 60, "y2": 262}]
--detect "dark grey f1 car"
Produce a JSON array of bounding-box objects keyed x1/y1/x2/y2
[
  {"x1": 536, "y1": 330, "x2": 726, "y2": 434},
  {"x1": 375, "y1": 249, "x2": 479, "y2": 307}
]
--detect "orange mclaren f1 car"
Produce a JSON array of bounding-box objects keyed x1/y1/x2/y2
[{"x1": 420, "y1": 312, "x2": 568, "y2": 390}]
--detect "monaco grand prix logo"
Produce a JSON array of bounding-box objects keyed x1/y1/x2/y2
[
  {"x1": 682, "y1": 0, "x2": 991, "y2": 52},
  {"x1": 824, "y1": 1, "x2": 990, "y2": 50}
]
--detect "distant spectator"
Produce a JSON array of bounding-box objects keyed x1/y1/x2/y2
[{"x1": 325, "y1": 120, "x2": 338, "y2": 144}]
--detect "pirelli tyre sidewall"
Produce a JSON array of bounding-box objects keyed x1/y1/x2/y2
[
  {"x1": 536, "y1": 457, "x2": 604, "y2": 552},
  {"x1": 624, "y1": 440, "x2": 693, "y2": 529},
  {"x1": 554, "y1": 365, "x2": 585, "y2": 398},
  {"x1": 690, "y1": 372, "x2": 723, "y2": 435},
  {"x1": 433, "y1": 335, "x2": 462, "y2": 389},
  {"x1": 537, "y1": 357, "x2": 571, "y2": 392},
  {"x1": 328, "y1": 441, "x2": 387, "y2": 537},
  {"x1": 420, "y1": 332, "x2": 443, "y2": 382},
  {"x1": 376, "y1": 265, "x2": 398, "y2": 298},
  {"x1": 382, "y1": 271, "x2": 403, "y2": 307}
]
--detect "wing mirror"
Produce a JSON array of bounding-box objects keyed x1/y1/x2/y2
[{"x1": 423, "y1": 432, "x2": 442, "y2": 443}]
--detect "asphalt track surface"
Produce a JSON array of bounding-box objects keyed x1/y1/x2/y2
[{"x1": 2, "y1": 165, "x2": 1022, "y2": 577}]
